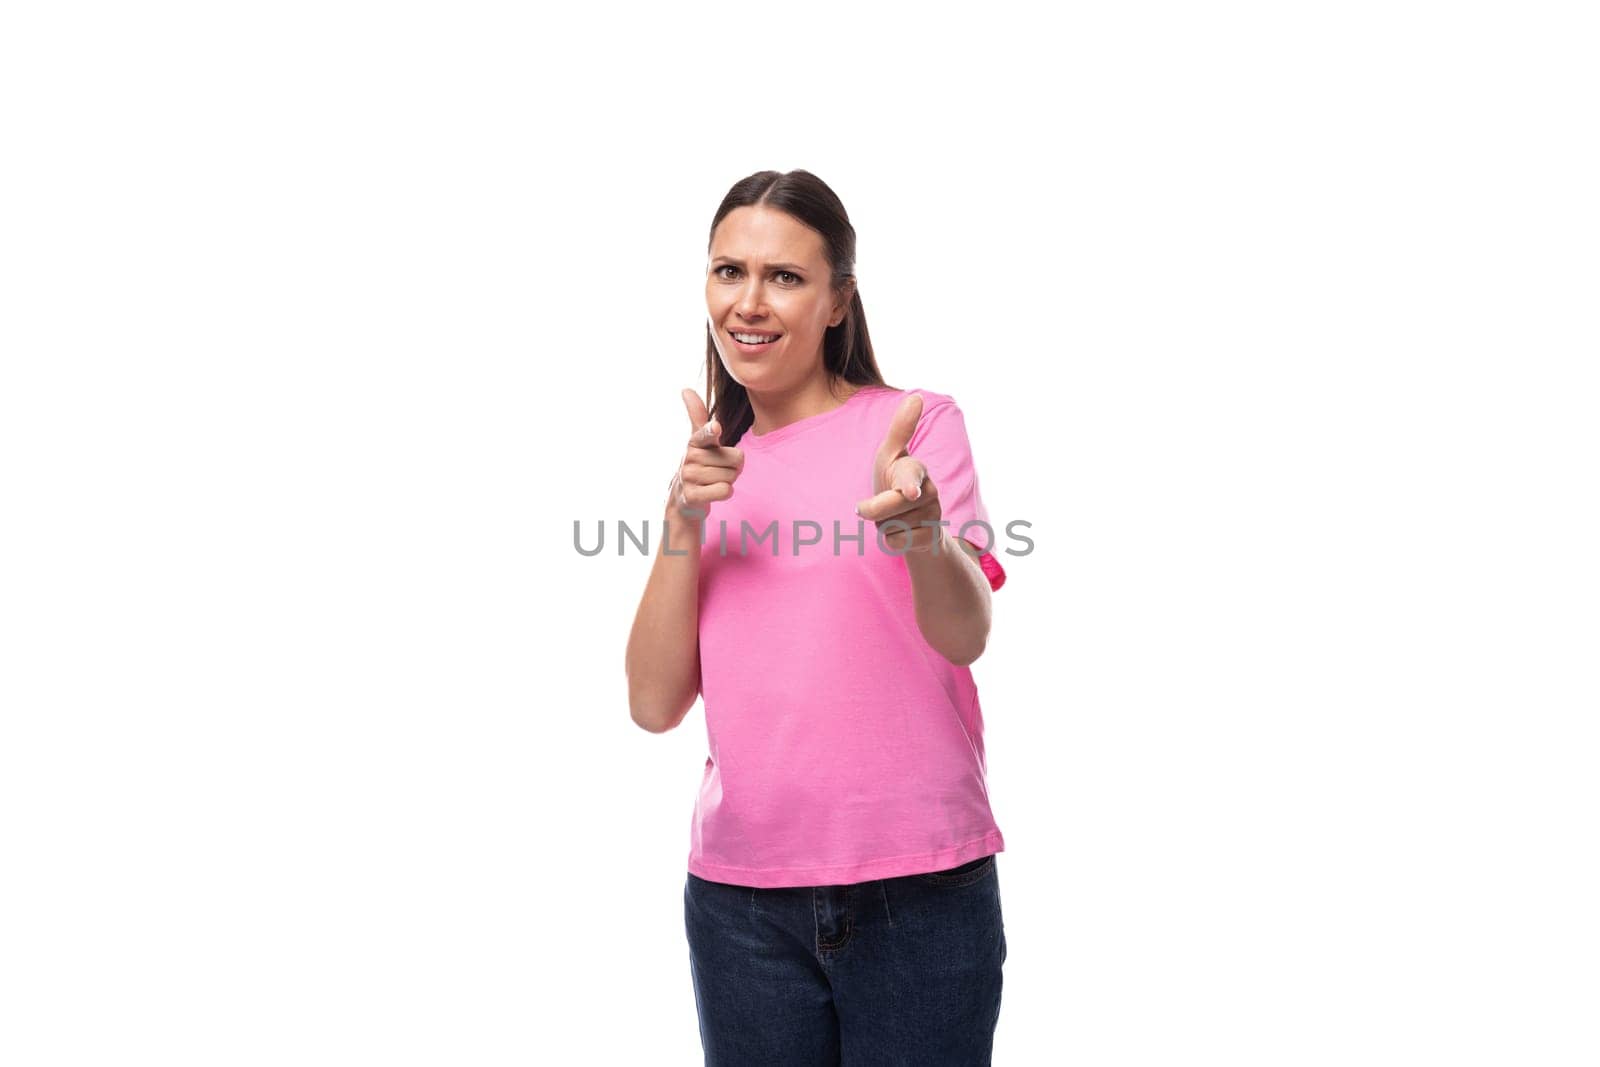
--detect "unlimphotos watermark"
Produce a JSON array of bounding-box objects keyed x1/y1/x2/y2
[{"x1": 574, "y1": 516, "x2": 1034, "y2": 558}]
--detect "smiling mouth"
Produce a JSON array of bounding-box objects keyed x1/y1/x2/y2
[{"x1": 730, "y1": 330, "x2": 782, "y2": 345}]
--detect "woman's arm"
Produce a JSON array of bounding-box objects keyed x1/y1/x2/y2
[
  {"x1": 856, "y1": 392, "x2": 997, "y2": 668},
  {"x1": 627, "y1": 391, "x2": 743, "y2": 733},
  {"x1": 624, "y1": 504, "x2": 703, "y2": 733},
  {"x1": 904, "y1": 533, "x2": 993, "y2": 667}
]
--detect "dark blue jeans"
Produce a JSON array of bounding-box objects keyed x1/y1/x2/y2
[{"x1": 684, "y1": 854, "x2": 1007, "y2": 1065}]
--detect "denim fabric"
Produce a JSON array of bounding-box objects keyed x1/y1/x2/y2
[{"x1": 683, "y1": 854, "x2": 1007, "y2": 1065}]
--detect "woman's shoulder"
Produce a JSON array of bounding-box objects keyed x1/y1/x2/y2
[{"x1": 854, "y1": 383, "x2": 961, "y2": 410}]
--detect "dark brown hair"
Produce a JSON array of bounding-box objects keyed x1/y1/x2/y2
[{"x1": 703, "y1": 169, "x2": 893, "y2": 444}]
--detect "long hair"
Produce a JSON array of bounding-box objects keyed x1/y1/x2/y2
[{"x1": 703, "y1": 170, "x2": 893, "y2": 445}]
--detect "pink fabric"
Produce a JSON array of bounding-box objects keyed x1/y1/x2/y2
[
  {"x1": 687, "y1": 385, "x2": 1007, "y2": 888},
  {"x1": 978, "y1": 548, "x2": 1007, "y2": 592}
]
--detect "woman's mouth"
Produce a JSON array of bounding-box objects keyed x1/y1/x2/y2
[{"x1": 729, "y1": 329, "x2": 782, "y2": 355}]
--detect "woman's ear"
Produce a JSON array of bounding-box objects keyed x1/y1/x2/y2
[{"x1": 829, "y1": 280, "x2": 856, "y2": 327}]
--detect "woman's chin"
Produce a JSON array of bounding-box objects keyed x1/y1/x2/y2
[{"x1": 728, "y1": 362, "x2": 777, "y2": 387}]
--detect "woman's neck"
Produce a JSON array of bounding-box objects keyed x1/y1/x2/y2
[{"x1": 748, "y1": 377, "x2": 860, "y2": 437}]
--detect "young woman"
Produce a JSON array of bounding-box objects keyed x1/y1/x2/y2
[{"x1": 625, "y1": 169, "x2": 1009, "y2": 1065}]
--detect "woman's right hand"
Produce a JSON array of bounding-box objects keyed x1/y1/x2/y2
[{"x1": 667, "y1": 389, "x2": 744, "y2": 525}]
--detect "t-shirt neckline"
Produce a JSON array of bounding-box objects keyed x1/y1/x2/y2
[{"x1": 739, "y1": 385, "x2": 884, "y2": 449}]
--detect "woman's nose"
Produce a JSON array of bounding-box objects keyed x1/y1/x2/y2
[{"x1": 735, "y1": 278, "x2": 765, "y2": 316}]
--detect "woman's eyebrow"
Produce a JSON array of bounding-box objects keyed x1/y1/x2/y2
[{"x1": 711, "y1": 256, "x2": 807, "y2": 273}]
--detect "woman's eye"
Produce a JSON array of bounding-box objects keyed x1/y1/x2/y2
[{"x1": 712, "y1": 266, "x2": 800, "y2": 283}]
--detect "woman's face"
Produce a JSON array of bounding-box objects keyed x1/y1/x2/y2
[{"x1": 705, "y1": 205, "x2": 849, "y2": 393}]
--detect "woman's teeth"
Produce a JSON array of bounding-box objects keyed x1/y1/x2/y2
[{"x1": 733, "y1": 332, "x2": 780, "y2": 344}]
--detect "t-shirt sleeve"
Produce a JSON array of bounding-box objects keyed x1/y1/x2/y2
[{"x1": 907, "y1": 393, "x2": 1007, "y2": 591}]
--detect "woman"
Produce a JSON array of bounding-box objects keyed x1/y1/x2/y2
[{"x1": 625, "y1": 169, "x2": 1009, "y2": 1065}]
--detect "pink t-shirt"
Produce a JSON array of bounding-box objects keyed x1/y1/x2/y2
[{"x1": 686, "y1": 384, "x2": 1007, "y2": 888}]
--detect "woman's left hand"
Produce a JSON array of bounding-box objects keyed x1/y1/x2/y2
[{"x1": 855, "y1": 393, "x2": 943, "y2": 555}]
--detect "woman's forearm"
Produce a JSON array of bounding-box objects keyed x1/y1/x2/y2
[
  {"x1": 903, "y1": 532, "x2": 992, "y2": 666},
  {"x1": 625, "y1": 506, "x2": 704, "y2": 732}
]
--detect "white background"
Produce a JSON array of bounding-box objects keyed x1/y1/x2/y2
[{"x1": 3, "y1": 2, "x2": 1596, "y2": 1064}]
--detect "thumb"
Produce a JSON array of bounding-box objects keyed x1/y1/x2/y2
[
  {"x1": 682, "y1": 389, "x2": 716, "y2": 439},
  {"x1": 876, "y1": 391, "x2": 924, "y2": 465}
]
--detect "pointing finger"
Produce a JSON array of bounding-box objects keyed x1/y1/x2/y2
[
  {"x1": 892, "y1": 458, "x2": 928, "y2": 501},
  {"x1": 855, "y1": 487, "x2": 925, "y2": 523}
]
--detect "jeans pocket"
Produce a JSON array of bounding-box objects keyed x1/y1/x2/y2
[{"x1": 912, "y1": 853, "x2": 996, "y2": 887}]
